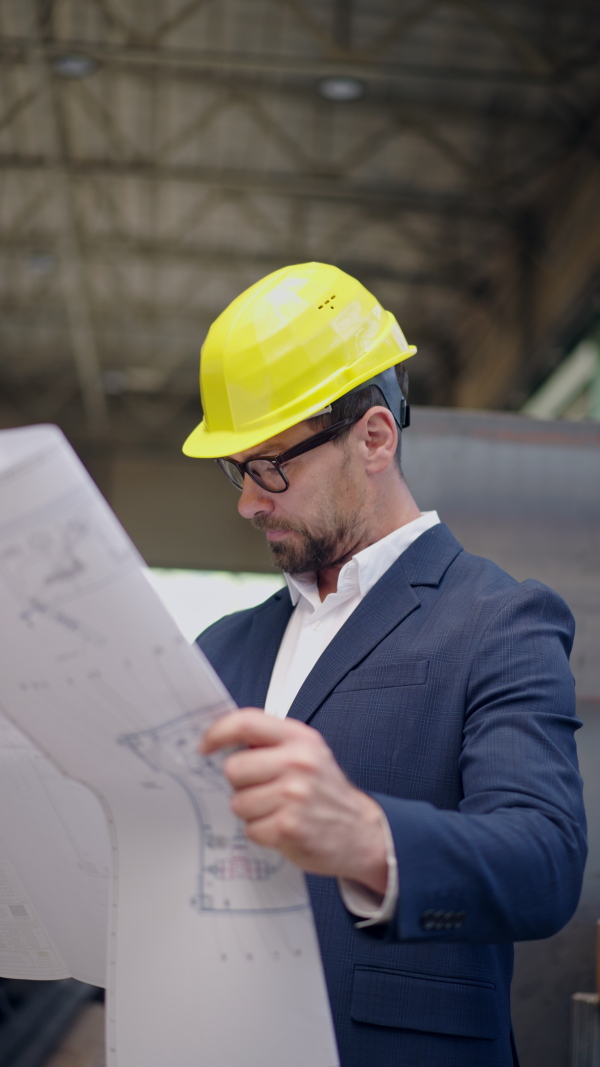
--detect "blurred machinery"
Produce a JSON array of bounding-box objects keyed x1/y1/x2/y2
[{"x1": 0, "y1": 979, "x2": 98, "y2": 1067}]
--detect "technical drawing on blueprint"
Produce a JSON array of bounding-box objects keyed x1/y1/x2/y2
[
  {"x1": 0, "y1": 425, "x2": 339, "y2": 1067},
  {"x1": 120, "y1": 709, "x2": 307, "y2": 915},
  {"x1": 0, "y1": 487, "x2": 138, "y2": 660}
]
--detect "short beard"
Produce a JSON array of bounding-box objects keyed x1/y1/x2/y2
[{"x1": 252, "y1": 513, "x2": 364, "y2": 575}]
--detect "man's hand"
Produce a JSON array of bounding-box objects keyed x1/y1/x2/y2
[{"x1": 200, "y1": 709, "x2": 388, "y2": 896}]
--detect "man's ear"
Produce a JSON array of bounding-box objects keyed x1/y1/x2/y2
[{"x1": 360, "y1": 408, "x2": 398, "y2": 472}]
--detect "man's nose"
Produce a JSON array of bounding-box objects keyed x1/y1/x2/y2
[{"x1": 237, "y1": 475, "x2": 275, "y2": 520}]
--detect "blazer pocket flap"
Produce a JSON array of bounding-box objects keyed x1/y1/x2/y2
[
  {"x1": 350, "y1": 967, "x2": 498, "y2": 1040},
  {"x1": 338, "y1": 659, "x2": 429, "y2": 691}
]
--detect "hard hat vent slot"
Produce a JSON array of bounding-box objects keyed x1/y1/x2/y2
[{"x1": 317, "y1": 294, "x2": 336, "y2": 310}]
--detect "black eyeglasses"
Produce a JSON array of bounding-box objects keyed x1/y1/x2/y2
[{"x1": 216, "y1": 416, "x2": 360, "y2": 493}]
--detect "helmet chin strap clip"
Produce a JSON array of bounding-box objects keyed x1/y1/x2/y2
[{"x1": 346, "y1": 366, "x2": 410, "y2": 430}]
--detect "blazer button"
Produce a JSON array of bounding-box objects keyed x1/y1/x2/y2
[{"x1": 421, "y1": 908, "x2": 464, "y2": 932}]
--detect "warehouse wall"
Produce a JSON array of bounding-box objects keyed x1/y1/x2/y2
[{"x1": 399, "y1": 409, "x2": 600, "y2": 1067}]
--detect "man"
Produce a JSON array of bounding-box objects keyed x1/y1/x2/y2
[{"x1": 184, "y1": 263, "x2": 586, "y2": 1067}]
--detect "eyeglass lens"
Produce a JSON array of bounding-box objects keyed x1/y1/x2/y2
[
  {"x1": 218, "y1": 458, "x2": 287, "y2": 492},
  {"x1": 218, "y1": 459, "x2": 244, "y2": 489},
  {"x1": 246, "y1": 459, "x2": 287, "y2": 491}
]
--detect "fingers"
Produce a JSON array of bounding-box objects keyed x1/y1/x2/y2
[
  {"x1": 232, "y1": 788, "x2": 310, "y2": 857},
  {"x1": 198, "y1": 709, "x2": 378, "y2": 880},
  {"x1": 224, "y1": 745, "x2": 284, "y2": 788},
  {"x1": 229, "y1": 755, "x2": 315, "y2": 819},
  {"x1": 230, "y1": 780, "x2": 280, "y2": 822},
  {"x1": 243, "y1": 812, "x2": 290, "y2": 852},
  {"x1": 200, "y1": 709, "x2": 305, "y2": 755}
]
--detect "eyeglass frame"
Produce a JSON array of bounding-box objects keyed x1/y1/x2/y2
[{"x1": 215, "y1": 415, "x2": 361, "y2": 493}]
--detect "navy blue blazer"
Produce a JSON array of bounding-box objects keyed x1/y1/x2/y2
[{"x1": 198, "y1": 524, "x2": 587, "y2": 1067}]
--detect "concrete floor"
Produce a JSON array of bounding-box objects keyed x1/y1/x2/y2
[{"x1": 46, "y1": 1004, "x2": 105, "y2": 1067}]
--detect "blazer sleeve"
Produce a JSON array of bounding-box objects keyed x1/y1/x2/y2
[{"x1": 372, "y1": 580, "x2": 588, "y2": 944}]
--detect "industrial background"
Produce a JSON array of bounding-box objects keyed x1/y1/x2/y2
[{"x1": 0, "y1": 2, "x2": 599, "y2": 1066}]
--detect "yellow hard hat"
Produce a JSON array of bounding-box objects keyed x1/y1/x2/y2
[{"x1": 182, "y1": 261, "x2": 416, "y2": 459}]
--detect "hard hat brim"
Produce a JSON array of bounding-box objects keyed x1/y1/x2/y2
[{"x1": 182, "y1": 346, "x2": 416, "y2": 459}]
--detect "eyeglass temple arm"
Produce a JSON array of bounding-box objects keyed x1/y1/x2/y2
[{"x1": 271, "y1": 417, "x2": 358, "y2": 466}]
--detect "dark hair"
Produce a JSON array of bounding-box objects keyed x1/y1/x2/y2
[{"x1": 310, "y1": 363, "x2": 409, "y2": 470}]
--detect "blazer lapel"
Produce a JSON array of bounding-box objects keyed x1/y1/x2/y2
[
  {"x1": 287, "y1": 523, "x2": 462, "y2": 725},
  {"x1": 233, "y1": 589, "x2": 294, "y2": 709}
]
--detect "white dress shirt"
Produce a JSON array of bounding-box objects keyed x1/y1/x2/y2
[{"x1": 264, "y1": 511, "x2": 441, "y2": 925}]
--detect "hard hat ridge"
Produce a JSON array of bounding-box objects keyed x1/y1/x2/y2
[{"x1": 183, "y1": 262, "x2": 416, "y2": 459}]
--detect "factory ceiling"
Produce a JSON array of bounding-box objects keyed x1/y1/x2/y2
[{"x1": 1, "y1": 0, "x2": 600, "y2": 453}]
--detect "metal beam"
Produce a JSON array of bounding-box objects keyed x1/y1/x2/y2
[
  {"x1": 0, "y1": 35, "x2": 585, "y2": 87},
  {"x1": 0, "y1": 40, "x2": 567, "y2": 132},
  {"x1": 0, "y1": 298, "x2": 214, "y2": 336},
  {"x1": 0, "y1": 87, "x2": 39, "y2": 136},
  {"x1": 0, "y1": 231, "x2": 470, "y2": 288},
  {"x1": 0, "y1": 154, "x2": 504, "y2": 217},
  {"x1": 445, "y1": 0, "x2": 553, "y2": 77},
  {"x1": 333, "y1": 0, "x2": 354, "y2": 50},
  {"x1": 26, "y1": 26, "x2": 109, "y2": 438}
]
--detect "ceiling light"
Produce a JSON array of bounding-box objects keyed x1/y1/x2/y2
[
  {"x1": 53, "y1": 54, "x2": 96, "y2": 79},
  {"x1": 317, "y1": 76, "x2": 365, "y2": 102}
]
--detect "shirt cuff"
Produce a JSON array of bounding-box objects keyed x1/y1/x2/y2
[{"x1": 337, "y1": 808, "x2": 399, "y2": 928}]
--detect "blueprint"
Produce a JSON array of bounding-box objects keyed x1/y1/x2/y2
[
  {"x1": 120, "y1": 710, "x2": 307, "y2": 915},
  {"x1": 0, "y1": 713, "x2": 110, "y2": 984},
  {"x1": 0, "y1": 425, "x2": 338, "y2": 1067}
]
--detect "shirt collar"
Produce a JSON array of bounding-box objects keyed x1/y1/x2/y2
[{"x1": 284, "y1": 511, "x2": 440, "y2": 609}]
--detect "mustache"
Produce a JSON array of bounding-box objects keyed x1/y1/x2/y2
[{"x1": 251, "y1": 516, "x2": 307, "y2": 536}]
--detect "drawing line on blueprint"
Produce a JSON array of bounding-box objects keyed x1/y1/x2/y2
[
  {"x1": 13, "y1": 637, "x2": 222, "y2": 760},
  {"x1": 0, "y1": 486, "x2": 138, "y2": 624},
  {"x1": 119, "y1": 710, "x2": 309, "y2": 916},
  {"x1": 0, "y1": 729, "x2": 109, "y2": 881},
  {"x1": 151, "y1": 638, "x2": 226, "y2": 717},
  {"x1": 79, "y1": 642, "x2": 211, "y2": 735}
]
